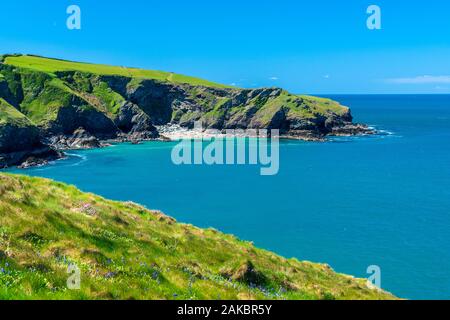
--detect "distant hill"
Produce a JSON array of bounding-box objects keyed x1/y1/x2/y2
[{"x1": 0, "y1": 54, "x2": 371, "y2": 168}]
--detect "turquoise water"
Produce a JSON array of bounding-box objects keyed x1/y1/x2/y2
[{"x1": 5, "y1": 95, "x2": 450, "y2": 299}]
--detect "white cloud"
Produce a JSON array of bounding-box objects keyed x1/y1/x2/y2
[
  {"x1": 269, "y1": 77, "x2": 279, "y2": 80},
  {"x1": 386, "y1": 75, "x2": 450, "y2": 84},
  {"x1": 323, "y1": 74, "x2": 330, "y2": 79}
]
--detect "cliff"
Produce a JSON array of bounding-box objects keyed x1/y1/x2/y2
[
  {"x1": 0, "y1": 173, "x2": 395, "y2": 300},
  {"x1": 0, "y1": 54, "x2": 372, "y2": 167}
]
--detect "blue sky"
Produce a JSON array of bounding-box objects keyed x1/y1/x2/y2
[{"x1": 1, "y1": 0, "x2": 449, "y2": 93}]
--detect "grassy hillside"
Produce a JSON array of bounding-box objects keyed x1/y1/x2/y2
[
  {"x1": 1, "y1": 54, "x2": 357, "y2": 138},
  {"x1": 4, "y1": 55, "x2": 232, "y2": 89},
  {"x1": 0, "y1": 173, "x2": 395, "y2": 300},
  {"x1": 0, "y1": 98, "x2": 32, "y2": 127}
]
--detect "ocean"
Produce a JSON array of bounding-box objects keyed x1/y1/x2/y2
[{"x1": 6, "y1": 94, "x2": 450, "y2": 299}]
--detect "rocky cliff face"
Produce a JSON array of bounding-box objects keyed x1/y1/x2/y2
[{"x1": 0, "y1": 56, "x2": 372, "y2": 168}]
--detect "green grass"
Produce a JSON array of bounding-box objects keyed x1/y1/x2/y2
[
  {"x1": 4, "y1": 55, "x2": 232, "y2": 89},
  {"x1": 0, "y1": 98, "x2": 32, "y2": 127},
  {"x1": 91, "y1": 81, "x2": 125, "y2": 116},
  {"x1": 0, "y1": 173, "x2": 396, "y2": 300}
]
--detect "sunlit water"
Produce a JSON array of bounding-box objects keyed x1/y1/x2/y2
[{"x1": 5, "y1": 95, "x2": 450, "y2": 299}]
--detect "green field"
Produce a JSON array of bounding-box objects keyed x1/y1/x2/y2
[
  {"x1": 0, "y1": 173, "x2": 395, "y2": 300},
  {"x1": 4, "y1": 55, "x2": 232, "y2": 88}
]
